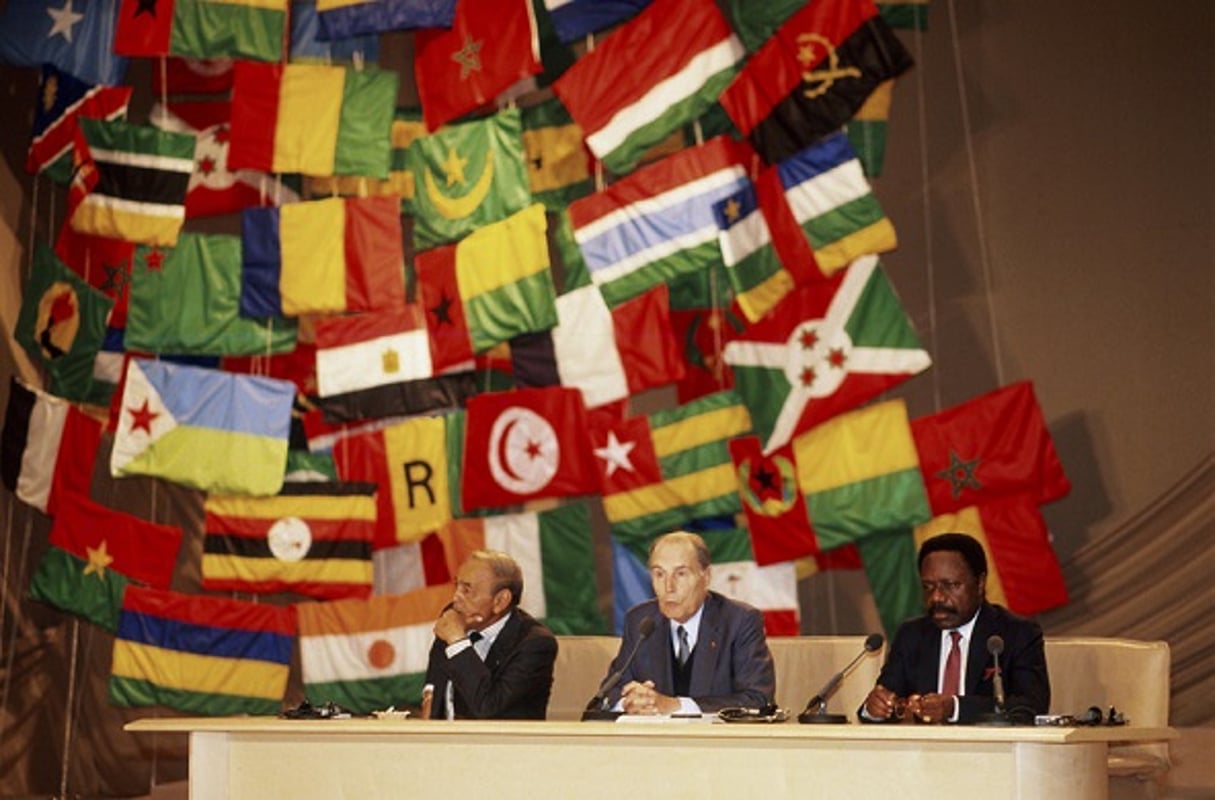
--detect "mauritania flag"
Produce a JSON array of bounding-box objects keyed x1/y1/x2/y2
[
  {"x1": 297, "y1": 582, "x2": 451, "y2": 712},
  {"x1": 723, "y1": 256, "x2": 931, "y2": 453},
  {"x1": 567, "y1": 135, "x2": 753, "y2": 307},
  {"x1": 407, "y1": 108, "x2": 532, "y2": 250},
  {"x1": 110, "y1": 359, "x2": 295, "y2": 496},
  {"x1": 110, "y1": 586, "x2": 295, "y2": 716},
  {"x1": 202, "y1": 481, "x2": 377, "y2": 601},
  {"x1": 551, "y1": 0, "x2": 744, "y2": 176},
  {"x1": 593, "y1": 390, "x2": 751, "y2": 539},
  {"x1": 70, "y1": 118, "x2": 195, "y2": 247}
]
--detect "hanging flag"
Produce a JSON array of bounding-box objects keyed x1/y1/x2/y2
[
  {"x1": 289, "y1": 0, "x2": 380, "y2": 64},
  {"x1": 541, "y1": 0, "x2": 650, "y2": 43},
  {"x1": 413, "y1": 0, "x2": 541, "y2": 131},
  {"x1": 665, "y1": 270, "x2": 747, "y2": 404},
  {"x1": 911, "y1": 381, "x2": 1072, "y2": 514},
  {"x1": 520, "y1": 97, "x2": 593, "y2": 211},
  {"x1": 306, "y1": 109, "x2": 426, "y2": 214},
  {"x1": 13, "y1": 244, "x2": 115, "y2": 406},
  {"x1": 510, "y1": 283, "x2": 684, "y2": 409},
  {"x1": 316, "y1": 0, "x2": 456, "y2": 39},
  {"x1": 125, "y1": 234, "x2": 299, "y2": 357},
  {"x1": 720, "y1": 0, "x2": 803, "y2": 52},
  {"x1": 228, "y1": 61, "x2": 398, "y2": 178},
  {"x1": 372, "y1": 530, "x2": 454, "y2": 595},
  {"x1": 730, "y1": 434, "x2": 817, "y2": 566},
  {"x1": 113, "y1": 0, "x2": 287, "y2": 61},
  {"x1": 723, "y1": 256, "x2": 931, "y2": 453},
  {"x1": 415, "y1": 203, "x2": 558, "y2": 372},
  {"x1": 718, "y1": 0, "x2": 913, "y2": 165},
  {"x1": 151, "y1": 56, "x2": 234, "y2": 94},
  {"x1": 407, "y1": 107, "x2": 532, "y2": 250},
  {"x1": 223, "y1": 340, "x2": 318, "y2": 397},
  {"x1": 241, "y1": 195, "x2": 406, "y2": 317},
  {"x1": 567, "y1": 136, "x2": 753, "y2": 307},
  {"x1": 311, "y1": 369, "x2": 479, "y2": 424},
  {"x1": 846, "y1": 79, "x2": 895, "y2": 177},
  {"x1": 70, "y1": 118, "x2": 196, "y2": 247},
  {"x1": 593, "y1": 390, "x2": 751, "y2": 538},
  {"x1": 552, "y1": 0, "x2": 744, "y2": 176},
  {"x1": 53, "y1": 222, "x2": 135, "y2": 329},
  {"x1": 29, "y1": 493, "x2": 182, "y2": 632},
  {"x1": 110, "y1": 359, "x2": 295, "y2": 496},
  {"x1": 461, "y1": 386, "x2": 598, "y2": 512},
  {"x1": 793, "y1": 398, "x2": 932, "y2": 551},
  {"x1": 1, "y1": 378, "x2": 102, "y2": 516},
  {"x1": 879, "y1": 0, "x2": 930, "y2": 31},
  {"x1": 855, "y1": 527, "x2": 921, "y2": 639},
  {"x1": 26, "y1": 64, "x2": 132, "y2": 183},
  {"x1": 110, "y1": 586, "x2": 295, "y2": 716},
  {"x1": 314, "y1": 307, "x2": 432, "y2": 398},
  {"x1": 202, "y1": 481, "x2": 377, "y2": 600},
  {"x1": 296, "y1": 582, "x2": 451, "y2": 712},
  {"x1": 0, "y1": 0, "x2": 128, "y2": 85}
]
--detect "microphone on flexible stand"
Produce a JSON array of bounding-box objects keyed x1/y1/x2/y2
[
  {"x1": 581, "y1": 616, "x2": 658, "y2": 721},
  {"x1": 976, "y1": 634, "x2": 1014, "y2": 727},
  {"x1": 798, "y1": 633, "x2": 884, "y2": 724}
]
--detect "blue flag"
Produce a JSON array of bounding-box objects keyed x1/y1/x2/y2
[
  {"x1": 0, "y1": 0, "x2": 127, "y2": 85},
  {"x1": 289, "y1": 0, "x2": 380, "y2": 65}
]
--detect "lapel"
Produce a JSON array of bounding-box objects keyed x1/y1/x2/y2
[
  {"x1": 688, "y1": 593, "x2": 723, "y2": 695},
  {"x1": 966, "y1": 603, "x2": 995, "y2": 692},
  {"x1": 485, "y1": 611, "x2": 524, "y2": 674}
]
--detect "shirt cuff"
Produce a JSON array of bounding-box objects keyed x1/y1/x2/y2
[
  {"x1": 947, "y1": 695, "x2": 960, "y2": 722},
  {"x1": 675, "y1": 697, "x2": 701, "y2": 715},
  {"x1": 444, "y1": 638, "x2": 473, "y2": 659}
]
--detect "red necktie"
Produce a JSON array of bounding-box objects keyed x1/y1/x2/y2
[{"x1": 941, "y1": 630, "x2": 962, "y2": 696}]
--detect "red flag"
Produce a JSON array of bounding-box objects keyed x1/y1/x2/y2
[
  {"x1": 51, "y1": 493, "x2": 183, "y2": 589},
  {"x1": 976, "y1": 496, "x2": 1068, "y2": 615},
  {"x1": 54, "y1": 220, "x2": 135, "y2": 329},
  {"x1": 730, "y1": 434, "x2": 819, "y2": 566},
  {"x1": 415, "y1": 242, "x2": 475, "y2": 373},
  {"x1": 461, "y1": 387, "x2": 597, "y2": 511},
  {"x1": 222, "y1": 341, "x2": 318, "y2": 397},
  {"x1": 113, "y1": 0, "x2": 175, "y2": 56},
  {"x1": 151, "y1": 57, "x2": 235, "y2": 95},
  {"x1": 669, "y1": 305, "x2": 744, "y2": 404}
]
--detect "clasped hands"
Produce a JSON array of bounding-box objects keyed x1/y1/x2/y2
[
  {"x1": 620, "y1": 680, "x2": 680, "y2": 715},
  {"x1": 864, "y1": 684, "x2": 955, "y2": 724}
]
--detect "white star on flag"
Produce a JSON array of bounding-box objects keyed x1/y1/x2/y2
[
  {"x1": 46, "y1": 1, "x2": 84, "y2": 43},
  {"x1": 594, "y1": 431, "x2": 635, "y2": 477}
]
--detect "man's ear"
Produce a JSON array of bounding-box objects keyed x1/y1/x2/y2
[{"x1": 492, "y1": 588, "x2": 512, "y2": 616}]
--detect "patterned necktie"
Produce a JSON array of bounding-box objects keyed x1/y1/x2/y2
[
  {"x1": 676, "y1": 625, "x2": 690, "y2": 666},
  {"x1": 941, "y1": 630, "x2": 962, "y2": 696}
]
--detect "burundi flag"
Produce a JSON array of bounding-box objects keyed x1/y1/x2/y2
[
  {"x1": 306, "y1": 109, "x2": 426, "y2": 214},
  {"x1": 407, "y1": 107, "x2": 532, "y2": 250},
  {"x1": 297, "y1": 582, "x2": 451, "y2": 712},
  {"x1": 13, "y1": 244, "x2": 114, "y2": 406},
  {"x1": 593, "y1": 390, "x2": 751, "y2": 539},
  {"x1": 228, "y1": 61, "x2": 398, "y2": 178},
  {"x1": 202, "y1": 481, "x2": 377, "y2": 600},
  {"x1": 110, "y1": 359, "x2": 296, "y2": 496},
  {"x1": 26, "y1": 64, "x2": 132, "y2": 182},
  {"x1": 113, "y1": 0, "x2": 287, "y2": 61},
  {"x1": 0, "y1": 0, "x2": 128, "y2": 85},
  {"x1": 316, "y1": 0, "x2": 456, "y2": 39},
  {"x1": 241, "y1": 195, "x2": 406, "y2": 317},
  {"x1": 70, "y1": 118, "x2": 196, "y2": 247},
  {"x1": 722, "y1": 255, "x2": 931, "y2": 453},
  {"x1": 551, "y1": 0, "x2": 744, "y2": 176},
  {"x1": 125, "y1": 233, "x2": 299, "y2": 357},
  {"x1": 719, "y1": 0, "x2": 913, "y2": 165},
  {"x1": 29, "y1": 493, "x2": 182, "y2": 632},
  {"x1": 520, "y1": 97, "x2": 593, "y2": 211},
  {"x1": 110, "y1": 586, "x2": 295, "y2": 716},
  {"x1": 567, "y1": 135, "x2": 753, "y2": 307}
]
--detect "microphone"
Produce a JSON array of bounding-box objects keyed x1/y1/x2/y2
[
  {"x1": 581, "y1": 616, "x2": 657, "y2": 721},
  {"x1": 977, "y1": 634, "x2": 1014, "y2": 726},
  {"x1": 798, "y1": 633, "x2": 884, "y2": 724}
]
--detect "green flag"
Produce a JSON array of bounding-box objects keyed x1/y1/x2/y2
[
  {"x1": 856, "y1": 528, "x2": 922, "y2": 638},
  {"x1": 521, "y1": 98, "x2": 593, "y2": 212}
]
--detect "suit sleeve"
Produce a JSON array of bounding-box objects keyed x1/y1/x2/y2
[
  {"x1": 445, "y1": 627, "x2": 558, "y2": 720},
  {"x1": 859, "y1": 622, "x2": 920, "y2": 724},
  {"x1": 692, "y1": 604, "x2": 775, "y2": 713},
  {"x1": 956, "y1": 617, "x2": 1050, "y2": 723}
]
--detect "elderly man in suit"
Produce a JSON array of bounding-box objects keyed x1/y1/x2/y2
[{"x1": 606, "y1": 531, "x2": 775, "y2": 715}]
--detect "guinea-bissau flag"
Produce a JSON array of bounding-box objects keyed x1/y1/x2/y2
[
  {"x1": 202, "y1": 481, "x2": 378, "y2": 601},
  {"x1": 29, "y1": 493, "x2": 183, "y2": 632},
  {"x1": 110, "y1": 586, "x2": 295, "y2": 716},
  {"x1": 113, "y1": 0, "x2": 287, "y2": 62},
  {"x1": 718, "y1": 0, "x2": 913, "y2": 165}
]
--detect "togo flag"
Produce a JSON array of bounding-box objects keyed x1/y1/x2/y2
[
  {"x1": 110, "y1": 358, "x2": 295, "y2": 496},
  {"x1": 723, "y1": 255, "x2": 931, "y2": 453}
]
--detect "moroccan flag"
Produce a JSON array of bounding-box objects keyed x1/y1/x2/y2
[
  {"x1": 407, "y1": 108, "x2": 532, "y2": 250},
  {"x1": 202, "y1": 482, "x2": 377, "y2": 600},
  {"x1": 847, "y1": 79, "x2": 895, "y2": 177},
  {"x1": 1, "y1": 378, "x2": 102, "y2": 516},
  {"x1": 14, "y1": 244, "x2": 114, "y2": 406},
  {"x1": 730, "y1": 434, "x2": 818, "y2": 567},
  {"x1": 306, "y1": 109, "x2": 426, "y2": 215},
  {"x1": 719, "y1": 0, "x2": 913, "y2": 165},
  {"x1": 113, "y1": 0, "x2": 287, "y2": 61},
  {"x1": 110, "y1": 359, "x2": 295, "y2": 496},
  {"x1": 416, "y1": 203, "x2": 558, "y2": 372},
  {"x1": 110, "y1": 586, "x2": 295, "y2": 716},
  {"x1": 723, "y1": 256, "x2": 931, "y2": 453},
  {"x1": 125, "y1": 234, "x2": 299, "y2": 357},
  {"x1": 314, "y1": 306, "x2": 432, "y2": 399},
  {"x1": 879, "y1": 0, "x2": 930, "y2": 30},
  {"x1": 461, "y1": 386, "x2": 598, "y2": 512},
  {"x1": 289, "y1": 0, "x2": 381, "y2": 63},
  {"x1": 296, "y1": 582, "x2": 451, "y2": 712},
  {"x1": 793, "y1": 398, "x2": 932, "y2": 551},
  {"x1": 70, "y1": 118, "x2": 195, "y2": 247},
  {"x1": 316, "y1": 0, "x2": 456, "y2": 38},
  {"x1": 413, "y1": 0, "x2": 541, "y2": 131},
  {"x1": 593, "y1": 390, "x2": 751, "y2": 538},
  {"x1": 228, "y1": 61, "x2": 398, "y2": 178},
  {"x1": 567, "y1": 136, "x2": 753, "y2": 307},
  {"x1": 510, "y1": 284, "x2": 684, "y2": 409},
  {"x1": 29, "y1": 493, "x2": 182, "y2": 632},
  {"x1": 911, "y1": 381, "x2": 1072, "y2": 515},
  {"x1": 552, "y1": 0, "x2": 744, "y2": 176},
  {"x1": 541, "y1": 0, "x2": 650, "y2": 43},
  {"x1": 151, "y1": 57, "x2": 235, "y2": 94},
  {"x1": 241, "y1": 195, "x2": 406, "y2": 317},
  {"x1": 0, "y1": 0, "x2": 128, "y2": 85},
  {"x1": 371, "y1": 530, "x2": 454, "y2": 595},
  {"x1": 54, "y1": 222, "x2": 135, "y2": 329},
  {"x1": 26, "y1": 65, "x2": 132, "y2": 182},
  {"x1": 520, "y1": 97, "x2": 593, "y2": 211}
]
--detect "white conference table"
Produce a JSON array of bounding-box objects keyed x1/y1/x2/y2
[{"x1": 125, "y1": 716, "x2": 1176, "y2": 800}]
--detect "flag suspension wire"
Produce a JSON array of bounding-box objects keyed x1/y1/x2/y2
[
  {"x1": 911, "y1": 15, "x2": 941, "y2": 413},
  {"x1": 946, "y1": 0, "x2": 1005, "y2": 387},
  {"x1": 0, "y1": 497, "x2": 16, "y2": 725},
  {"x1": 58, "y1": 619, "x2": 80, "y2": 800},
  {"x1": 0, "y1": 512, "x2": 35, "y2": 765},
  {"x1": 27, "y1": 176, "x2": 41, "y2": 276}
]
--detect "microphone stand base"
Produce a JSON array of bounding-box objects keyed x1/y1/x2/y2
[
  {"x1": 797, "y1": 711, "x2": 849, "y2": 725},
  {"x1": 580, "y1": 709, "x2": 624, "y2": 722},
  {"x1": 975, "y1": 711, "x2": 1016, "y2": 727}
]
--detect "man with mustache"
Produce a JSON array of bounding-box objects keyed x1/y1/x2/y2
[{"x1": 862, "y1": 532, "x2": 1050, "y2": 724}]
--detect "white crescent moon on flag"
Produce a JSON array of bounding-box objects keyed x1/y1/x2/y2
[{"x1": 488, "y1": 406, "x2": 560, "y2": 495}]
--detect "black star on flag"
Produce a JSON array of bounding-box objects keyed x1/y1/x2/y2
[{"x1": 937, "y1": 450, "x2": 982, "y2": 498}]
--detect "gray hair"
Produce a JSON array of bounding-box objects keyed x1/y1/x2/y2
[{"x1": 468, "y1": 550, "x2": 524, "y2": 607}]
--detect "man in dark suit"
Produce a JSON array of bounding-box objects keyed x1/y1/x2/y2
[
  {"x1": 605, "y1": 531, "x2": 775, "y2": 715},
  {"x1": 862, "y1": 532, "x2": 1050, "y2": 724},
  {"x1": 422, "y1": 550, "x2": 557, "y2": 720}
]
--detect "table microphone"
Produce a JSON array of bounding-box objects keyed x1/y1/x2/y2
[
  {"x1": 581, "y1": 616, "x2": 657, "y2": 721},
  {"x1": 798, "y1": 633, "x2": 884, "y2": 724},
  {"x1": 976, "y1": 634, "x2": 1014, "y2": 726}
]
